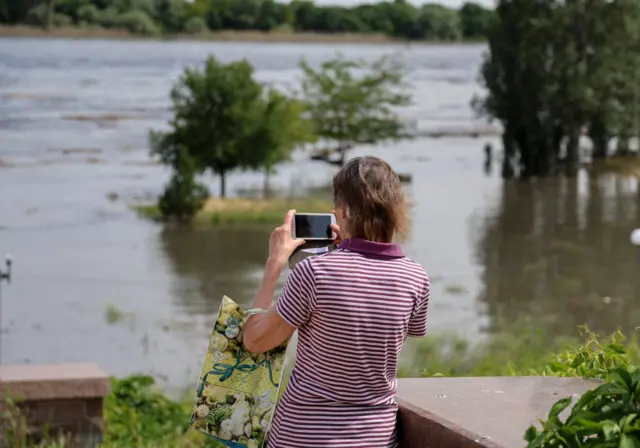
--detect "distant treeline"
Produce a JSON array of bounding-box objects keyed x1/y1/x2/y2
[{"x1": 0, "y1": 0, "x2": 494, "y2": 41}]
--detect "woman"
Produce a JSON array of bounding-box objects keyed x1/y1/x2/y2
[{"x1": 243, "y1": 156, "x2": 430, "y2": 448}]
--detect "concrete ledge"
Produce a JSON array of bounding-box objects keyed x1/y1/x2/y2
[
  {"x1": 0, "y1": 363, "x2": 110, "y2": 446},
  {"x1": 0, "y1": 363, "x2": 110, "y2": 401},
  {"x1": 397, "y1": 376, "x2": 600, "y2": 448}
]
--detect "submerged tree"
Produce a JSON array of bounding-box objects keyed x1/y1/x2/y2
[
  {"x1": 158, "y1": 148, "x2": 209, "y2": 222},
  {"x1": 300, "y1": 54, "x2": 412, "y2": 166},
  {"x1": 150, "y1": 55, "x2": 314, "y2": 220},
  {"x1": 150, "y1": 56, "x2": 263, "y2": 198},
  {"x1": 244, "y1": 88, "x2": 317, "y2": 196},
  {"x1": 475, "y1": 0, "x2": 640, "y2": 179}
]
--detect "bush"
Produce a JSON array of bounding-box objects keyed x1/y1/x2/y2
[
  {"x1": 525, "y1": 366, "x2": 640, "y2": 447},
  {"x1": 158, "y1": 149, "x2": 209, "y2": 222},
  {"x1": 53, "y1": 13, "x2": 72, "y2": 27},
  {"x1": 77, "y1": 4, "x2": 99, "y2": 24},
  {"x1": 118, "y1": 10, "x2": 159, "y2": 35},
  {"x1": 25, "y1": 4, "x2": 47, "y2": 26},
  {"x1": 131, "y1": 0, "x2": 157, "y2": 17},
  {"x1": 96, "y1": 7, "x2": 121, "y2": 28},
  {"x1": 524, "y1": 331, "x2": 640, "y2": 447},
  {"x1": 184, "y1": 16, "x2": 207, "y2": 34},
  {"x1": 103, "y1": 375, "x2": 187, "y2": 446}
]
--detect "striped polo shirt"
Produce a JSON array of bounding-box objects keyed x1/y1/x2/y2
[{"x1": 269, "y1": 238, "x2": 430, "y2": 448}]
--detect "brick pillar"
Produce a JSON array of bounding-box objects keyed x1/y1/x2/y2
[{"x1": 0, "y1": 363, "x2": 110, "y2": 447}]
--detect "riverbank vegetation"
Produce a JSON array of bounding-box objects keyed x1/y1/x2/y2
[
  {"x1": 3, "y1": 327, "x2": 639, "y2": 447},
  {"x1": 0, "y1": 0, "x2": 494, "y2": 42},
  {"x1": 134, "y1": 197, "x2": 334, "y2": 225}
]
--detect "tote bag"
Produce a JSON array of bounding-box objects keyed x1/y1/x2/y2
[{"x1": 189, "y1": 296, "x2": 296, "y2": 448}]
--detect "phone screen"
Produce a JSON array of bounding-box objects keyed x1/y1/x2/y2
[{"x1": 294, "y1": 214, "x2": 333, "y2": 239}]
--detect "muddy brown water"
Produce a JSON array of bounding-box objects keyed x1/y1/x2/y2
[{"x1": 0, "y1": 38, "x2": 638, "y2": 391}]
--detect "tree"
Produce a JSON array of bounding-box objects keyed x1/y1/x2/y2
[
  {"x1": 475, "y1": 0, "x2": 640, "y2": 179},
  {"x1": 150, "y1": 56, "x2": 263, "y2": 198},
  {"x1": 158, "y1": 148, "x2": 209, "y2": 222},
  {"x1": 300, "y1": 54, "x2": 412, "y2": 166},
  {"x1": 44, "y1": 0, "x2": 55, "y2": 29},
  {"x1": 153, "y1": 0, "x2": 184, "y2": 32},
  {"x1": 1, "y1": 0, "x2": 498, "y2": 42},
  {"x1": 245, "y1": 89, "x2": 317, "y2": 196},
  {"x1": 458, "y1": 2, "x2": 492, "y2": 39},
  {"x1": 418, "y1": 4, "x2": 461, "y2": 41}
]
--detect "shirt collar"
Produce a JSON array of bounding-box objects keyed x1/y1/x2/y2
[{"x1": 338, "y1": 238, "x2": 405, "y2": 258}]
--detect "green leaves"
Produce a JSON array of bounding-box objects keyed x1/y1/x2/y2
[
  {"x1": 548, "y1": 397, "x2": 573, "y2": 421},
  {"x1": 477, "y1": 0, "x2": 640, "y2": 178},
  {"x1": 103, "y1": 375, "x2": 190, "y2": 446},
  {"x1": 158, "y1": 148, "x2": 209, "y2": 222},
  {"x1": 620, "y1": 434, "x2": 640, "y2": 448},
  {"x1": 300, "y1": 54, "x2": 412, "y2": 164},
  {"x1": 526, "y1": 365, "x2": 640, "y2": 447},
  {"x1": 150, "y1": 54, "x2": 315, "y2": 211}
]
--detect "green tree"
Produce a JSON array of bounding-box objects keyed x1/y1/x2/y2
[
  {"x1": 458, "y1": 2, "x2": 492, "y2": 39},
  {"x1": 153, "y1": 0, "x2": 184, "y2": 32},
  {"x1": 158, "y1": 148, "x2": 209, "y2": 222},
  {"x1": 418, "y1": 4, "x2": 461, "y2": 41},
  {"x1": 119, "y1": 9, "x2": 158, "y2": 34},
  {"x1": 300, "y1": 54, "x2": 412, "y2": 166},
  {"x1": 246, "y1": 89, "x2": 317, "y2": 196},
  {"x1": 150, "y1": 56, "x2": 263, "y2": 198},
  {"x1": 2, "y1": 0, "x2": 497, "y2": 42},
  {"x1": 476, "y1": 0, "x2": 640, "y2": 179},
  {"x1": 24, "y1": 0, "x2": 56, "y2": 29},
  {"x1": 44, "y1": 0, "x2": 55, "y2": 28}
]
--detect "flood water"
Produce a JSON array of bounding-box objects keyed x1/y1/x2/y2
[{"x1": 0, "y1": 38, "x2": 639, "y2": 391}]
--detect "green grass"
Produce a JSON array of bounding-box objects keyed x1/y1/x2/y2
[
  {"x1": 593, "y1": 155, "x2": 640, "y2": 178},
  {"x1": 104, "y1": 303, "x2": 126, "y2": 325},
  {"x1": 133, "y1": 197, "x2": 335, "y2": 226},
  {"x1": 444, "y1": 284, "x2": 467, "y2": 295},
  {"x1": 133, "y1": 203, "x2": 163, "y2": 221}
]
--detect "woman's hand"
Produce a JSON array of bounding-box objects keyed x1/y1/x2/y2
[
  {"x1": 269, "y1": 210, "x2": 305, "y2": 268},
  {"x1": 331, "y1": 210, "x2": 343, "y2": 246}
]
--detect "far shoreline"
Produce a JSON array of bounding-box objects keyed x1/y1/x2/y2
[{"x1": 0, "y1": 25, "x2": 486, "y2": 46}]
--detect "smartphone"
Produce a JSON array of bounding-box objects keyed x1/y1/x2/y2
[{"x1": 292, "y1": 213, "x2": 337, "y2": 240}]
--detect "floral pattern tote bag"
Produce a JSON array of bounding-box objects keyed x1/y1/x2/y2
[{"x1": 189, "y1": 296, "x2": 293, "y2": 448}]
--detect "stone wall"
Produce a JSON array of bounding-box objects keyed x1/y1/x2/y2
[
  {"x1": 0, "y1": 363, "x2": 110, "y2": 447},
  {"x1": 0, "y1": 367, "x2": 601, "y2": 448},
  {"x1": 396, "y1": 376, "x2": 600, "y2": 448}
]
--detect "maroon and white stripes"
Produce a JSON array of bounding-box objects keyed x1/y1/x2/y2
[{"x1": 269, "y1": 239, "x2": 430, "y2": 448}]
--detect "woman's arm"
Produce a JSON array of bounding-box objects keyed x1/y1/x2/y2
[
  {"x1": 243, "y1": 258, "x2": 296, "y2": 353},
  {"x1": 242, "y1": 210, "x2": 305, "y2": 353}
]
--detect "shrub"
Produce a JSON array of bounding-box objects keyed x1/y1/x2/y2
[
  {"x1": 118, "y1": 10, "x2": 159, "y2": 35},
  {"x1": 131, "y1": 0, "x2": 157, "y2": 17},
  {"x1": 184, "y1": 16, "x2": 207, "y2": 34},
  {"x1": 533, "y1": 329, "x2": 636, "y2": 379},
  {"x1": 96, "y1": 7, "x2": 121, "y2": 28},
  {"x1": 53, "y1": 13, "x2": 72, "y2": 27},
  {"x1": 25, "y1": 4, "x2": 47, "y2": 26},
  {"x1": 103, "y1": 375, "x2": 187, "y2": 446},
  {"x1": 525, "y1": 366, "x2": 640, "y2": 447},
  {"x1": 77, "y1": 4, "x2": 99, "y2": 24},
  {"x1": 524, "y1": 330, "x2": 640, "y2": 447},
  {"x1": 158, "y1": 149, "x2": 209, "y2": 222}
]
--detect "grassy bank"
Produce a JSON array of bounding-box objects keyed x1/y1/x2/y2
[
  {"x1": 593, "y1": 155, "x2": 640, "y2": 179},
  {"x1": 0, "y1": 25, "x2": 485, "y2": 45},
  {"x1": 134, "y1": 197, "x2": 334, "y2": 226},
  {"x1": 3, "y1": 326, "x2": 636, "y2": 447},
  {"x1": 0, "y1": 25, "x2": 402, "y2": 44}
]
